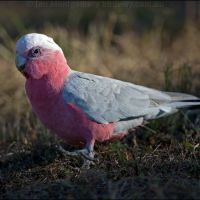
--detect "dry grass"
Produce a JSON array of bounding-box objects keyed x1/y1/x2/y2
[{"x1": 0, "y1": 20, "x2": 200, "y2": 199}]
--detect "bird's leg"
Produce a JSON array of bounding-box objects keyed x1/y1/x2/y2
[
  {"x1": 58, "y1": 145, "x2": 95, "y2": 161},
  {"x1": 81, "y1": 141, "x2": 96, "y2": 169},
  {"x1": 58, "y1": 140, "x2": 97, "y2": 168},
  {"x1": 77, "y1": 141, "x2": 95, "y2": 160}
]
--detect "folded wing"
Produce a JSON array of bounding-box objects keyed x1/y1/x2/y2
[{"x1": 62, "y1": 71, "x2": 200, "y2": 124}]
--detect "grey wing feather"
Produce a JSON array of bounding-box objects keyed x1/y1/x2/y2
[
  {"x1": 62, "y1": 71, "x2": 174, "y2": 124},
  {"x1": 62, "y1": 71, "x2": 200, "y2": 124},
  {"x1": 164, "y1": 92, "x2": 199, "y2": 101}
]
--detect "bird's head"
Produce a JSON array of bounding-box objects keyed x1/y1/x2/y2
[{"x1": 15, "y1": 33, "x2": 69, "y2": 79}]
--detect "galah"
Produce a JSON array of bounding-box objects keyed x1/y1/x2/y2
[{"x1": 15, "y1": 33, "x2": 200, "y2": 164}]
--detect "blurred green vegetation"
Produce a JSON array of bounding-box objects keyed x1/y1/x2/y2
[{"x1": 0, "y1": 1, "x2": 199, "y2": 40}]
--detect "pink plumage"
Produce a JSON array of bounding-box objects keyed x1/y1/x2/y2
[
  {"x1": 25, "y1": 49, "x2": 116, "y2": 147},
  {"x1": 15, "y1": 33, "x2": 129, "y2": 162}
]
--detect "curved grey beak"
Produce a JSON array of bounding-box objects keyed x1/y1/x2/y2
[{"x1": 15, "y1": 54, "x2": 26, "y2": 71}]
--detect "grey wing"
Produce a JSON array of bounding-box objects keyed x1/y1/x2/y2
[{"x1": 62, "y1": 71, "x2": 173, "y2": 124}]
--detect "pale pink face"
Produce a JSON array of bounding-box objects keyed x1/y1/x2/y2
[
  {"x1": 15, "y1": 33, "x2": 66, "y2": 80},
  {"x1": 19, "y1": 47, "x2": 61, "y2": 79}
]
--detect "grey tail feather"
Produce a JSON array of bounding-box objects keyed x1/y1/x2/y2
[
  {"x1": 168, "y1": 100, "x2": 200, "y2": 109},
  {"x1": 165, "y1": 92, "x2": 200, "y2": 109}
]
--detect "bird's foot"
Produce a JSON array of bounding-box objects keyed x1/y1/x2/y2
[{"x1": 57, "y1": 145, "x2": 97, "y2": 169}]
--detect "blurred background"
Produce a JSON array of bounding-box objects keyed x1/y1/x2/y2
[
  {"x1": 1, "y1": 1, "x2": 200, "y2": 199},
  {"x1": 0, "y1": 1, "x2": 200, "y2": 141}
]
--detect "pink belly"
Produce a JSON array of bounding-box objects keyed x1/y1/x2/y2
[
  {"x1": 32, "y1": 96, "x2": 113, "y2": 146},
  {"x1": 25, "y1": 77, "x2": 113, "y2": 147}
]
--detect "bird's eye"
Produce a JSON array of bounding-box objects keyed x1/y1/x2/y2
[{"x1": 30, "y1": 47, "x2": 41, "y2": 57}]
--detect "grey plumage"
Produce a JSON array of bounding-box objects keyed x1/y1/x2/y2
[{"x1": 62, "y1": 70, "x2": 200, "y2": 132}]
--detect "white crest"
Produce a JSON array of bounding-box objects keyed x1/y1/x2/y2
[{"x1": 16, "y1": 33, "x2": 62, "y2": 54}]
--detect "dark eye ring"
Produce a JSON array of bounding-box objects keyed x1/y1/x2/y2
[{"x1": 31, "y1": 47, "x2": 41, "y2": 57}]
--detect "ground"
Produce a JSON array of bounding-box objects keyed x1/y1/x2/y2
[{"x1": 1, "y1": 114, "x2": 200, "y2": 199}]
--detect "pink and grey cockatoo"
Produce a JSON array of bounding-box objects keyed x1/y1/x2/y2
[{"x1": 15, "y1": 33, "x2": 200, "y2": 163}]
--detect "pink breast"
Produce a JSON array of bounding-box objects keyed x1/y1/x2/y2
[{"x1": 26, "y1": 78, "x2": 113, "y2": 146}]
